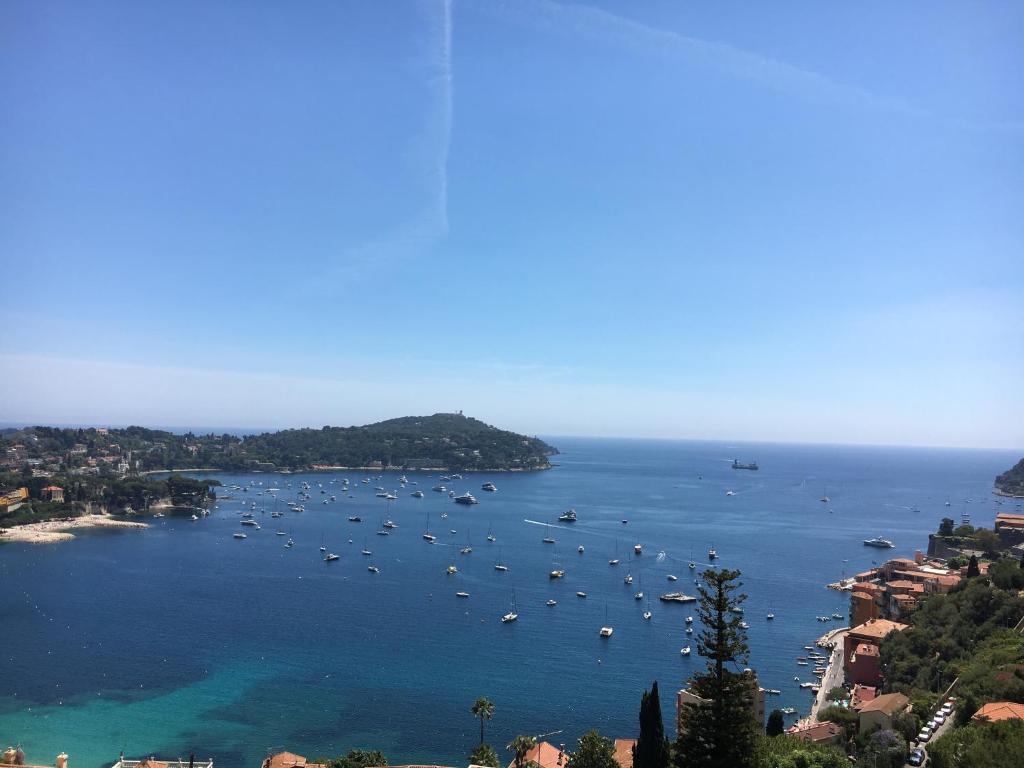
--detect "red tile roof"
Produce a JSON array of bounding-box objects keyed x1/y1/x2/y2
[
  {"x1": 972, "y1": 701, "x2": 1024, "y2": 723},
  {"x1": 849, "y1": 618, "x2": 909, "y2": 640},
  {"x1": 788, "y1": 721, "x2": 843, "y2": 743},
  {"x1": 507, "y1": 742, "x2": 565, "y2": 768},
  {"x1": 612, "y1": 739, "x2": 636, "y2": 768},
  {"x1": 850, "y1": 684, "x2": 877, "y2": 710}
]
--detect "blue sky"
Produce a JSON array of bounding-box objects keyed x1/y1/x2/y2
[{"x1": 1, "y1": 0, "x2": 1022, "y2": 448}]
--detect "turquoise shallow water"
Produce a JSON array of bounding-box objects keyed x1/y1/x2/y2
[{"x1": 1, "y1": 438, "x2": 1019, "y2": 767}]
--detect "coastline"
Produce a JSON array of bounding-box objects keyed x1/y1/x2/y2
[
  {"x1": 0, "y1": 514, "x2": 148, "y2": 544},
  {"x1": 141, "y1": 465, "x2": 553, "y2": 475}
]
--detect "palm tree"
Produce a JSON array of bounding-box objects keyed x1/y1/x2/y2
[
  {"x1": 507, "y1": 735, "x2": 536, "y2": 768},
  {"x1": 472, "y1": 697, "x2": 496, "y2": 745}
]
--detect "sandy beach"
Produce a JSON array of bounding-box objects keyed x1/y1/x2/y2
[{"x1": 0, "y1": 514, "x2": 148, "y2": 544}]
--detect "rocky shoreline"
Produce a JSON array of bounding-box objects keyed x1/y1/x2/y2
[{"x1": 0, "y1": 514, "x2": 149, "y2": 544}]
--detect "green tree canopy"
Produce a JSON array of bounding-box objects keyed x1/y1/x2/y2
[
  {"x1": 469, "y1": 744, "x2": 500, "y2": 768},
  {"x1": 316, "y1": 750, "x2": 388, "y2": 768},
  {"x1": 567, "y1": 730, "x2": 617, "y2": 768},
  {"x1": 857, "y1": 729, "x2": 906, "y2": 768},
  {"x1": 928, "y1": 719, "x2": 1024, "y2": 768},
  {"x1": 765, "y1": 710, "x2": 785, "y2": 737},
  {"x1": 752, "y1": 734, "x2": 847, "y2": 768}
]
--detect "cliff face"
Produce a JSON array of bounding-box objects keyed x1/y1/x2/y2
[{"x1": 996, "y1": 458, "x2": 1024, "y2": 497}]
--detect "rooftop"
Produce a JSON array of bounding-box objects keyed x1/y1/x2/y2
[
  {"x1": 612, "y1": 739, "x2": 636, "y2": 768},
  {"x1": 850, "y1": 684, "x2": 877, "y2": 710},
  {"x1": 849, "y1": 618, "x2": 909, "y2": 640},
  {"x1": 858, "y1": 692, "x2": 910, "y2": 716},
  {"x1": 262, "y1": 753, "x2": 325, "y2": 768},
  {"x1": 788, "y1": 721, "x2": 843, "y2": 743},
  {"x1": 507, "y1": 742, "x2": 565, "y2": 768},
  {"x1": 854, "y1": 642, "x2": 880, "y2": 657},
  {"x1": 972, "y1": 701, "x2": 1024, "y2": 723}
]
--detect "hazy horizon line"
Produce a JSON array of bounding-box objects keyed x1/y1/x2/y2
[{"x1": 1, "y1": 419, "x2": 1019, "y2": 455}]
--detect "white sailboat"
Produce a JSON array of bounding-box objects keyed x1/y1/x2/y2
[
  {"x1": 599, "y1": 602, "x2": 613, "y2": 637},
  {"x1": 494, "y1": 545, "x2": 509, "y2": 571},
  {"x1": 501, "y1": 593, "x2": 518, "y2": 623}
]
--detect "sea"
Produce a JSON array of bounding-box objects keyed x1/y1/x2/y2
[{"x1": 1, "y1": 438, "x2": 1020, "y2": 767}]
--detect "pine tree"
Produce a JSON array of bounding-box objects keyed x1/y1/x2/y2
[
  {"x1": 633, "y1": 681, "x2": 670, "y2": 768},
  {"x1": 674, "y1": 568, "x2": 759, "y2": 768},
  {"x1": 967, "y1": 554, "x2": 980, "y2": 577}
]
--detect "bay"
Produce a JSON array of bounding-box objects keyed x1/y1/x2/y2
[{"x1": 0, "y1": 437, "x2": 1018, "y2": 767}]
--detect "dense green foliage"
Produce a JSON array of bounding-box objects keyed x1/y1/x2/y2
[
  {"x1": 0, "y1": 471, "x2": 216, "y2": 526},
  {"x1": 675, "y1": 568, "x2": 759, "y2": 768},
  {"x1": 996, "y1": 457, "x2": 1024, "y2": 497},
  {"x1": 816, "y1": 705, "x2": 856, "y2": 740},
  {"x1": 890, "y1": 711, "x2": 919, "y2": 743},
  {"x1": 469, "y1": 743, "x2": 500, "y2": 768},
  {"x1": 880, "y1": 576, "x2": 1024, "y2": 694},
  {"x1": 751, "y1": 735, "x2": 847, "y2": 768},
  {"x1": 927, "y1": 719, "x2": 1024, "y2": 768},
  {"x1": 566, "y1": 730, "x2": 618, "y2": 768},
  {"x1": 765, "y1": 710, "x2": 785, "y2": 737},
  {"x1": 1, "y1": 414, "x2": 557, "y2": 472},
  {"x1": 856, "y1": 729, "x2": 905, "y2": 768},
  {"x1": 949, "y1": 629, "x2": 1024, "y2": 726},
  {"x1": 634, "y1": 681, "x2": 670, "y2": 768},
  {"x1": 315, "y1": 750, "x2": 388, "y2": 768},
  {"x1": 824, "y1": 686, "x2": 845, "y2": 703}
]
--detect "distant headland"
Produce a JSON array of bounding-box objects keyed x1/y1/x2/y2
[
  {"x1": 995, "y1": 457, "x2": 1024, "y2": 498},
  {"x1": 0, "y1": 413, "x2": 558, "y2": 475}
]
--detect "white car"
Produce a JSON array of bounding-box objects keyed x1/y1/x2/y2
[
  {"x1": 917, "y1": 730, "x2": 932, "y2": 743},
  {"x1": 933, "y1": 714, "x2": 946, "y2": 725}
]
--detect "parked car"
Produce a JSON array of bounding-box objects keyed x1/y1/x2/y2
[
  {"x1": 917, "y1": 729, "x2": 932, "y2": 743},
  {"x1": 933, "y1": 713, "x2": 946, "y2": 725},
  {"x1": 908, "y1": 747, "x2": 926, "y2": 766}
]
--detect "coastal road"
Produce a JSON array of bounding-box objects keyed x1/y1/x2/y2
[{"x1": 808, "y1": 628, "x2": 848, "y2": 722}]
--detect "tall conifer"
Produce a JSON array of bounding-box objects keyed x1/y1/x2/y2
[
  {"x1": 674, "y1": 568, "x2": 759, "y2": 768},
  {"x1": 633, "y1": 681, "x2": 670, "y2": 768}
]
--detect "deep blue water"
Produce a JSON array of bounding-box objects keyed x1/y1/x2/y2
[{"x1": 1, "y1": 438, "x2": 1019, "y2": 767}]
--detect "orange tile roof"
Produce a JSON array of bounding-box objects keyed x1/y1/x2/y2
[
  {"x1": 849, "y1": 618, "x2": 909, "y2": 640},
  {"x1": 264, "y1": 753, "x2": 325, "y2": 768},
  {"x1": 858, "y1": 692, "x2": 910, "y2": 716},
  {"x1": 972, "y1": 701, "x2": 1024, "y2": 723},
  {"x1": 850, "y1": 684, "x2": 877, "y2": 710},
  {"x1": 789, "y1": 721, "x2": 843, "y2": 742},
  {"x1": 612, "y1": 739, "x2": 636, "y2": 768},
  {"x1": 886, "y1": 580, "x2": 917, "y2": 589},
  {"x1": 507, "y1": 742, "x2": 565, "y2": 768},
  {"x1": 854, "y1": 642, "x2": 880, "y2": 657}
]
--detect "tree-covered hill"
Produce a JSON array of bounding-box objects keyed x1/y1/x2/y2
[
  {"x1": 239, "y1": 413, "x2": 556, "y2": 471},
  {"x1": 0, "y1": 413, "x2": 557, "y2": 473},
  {"x1": 996, "y1": 458, "x2": 1024, "y2": 497}
]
